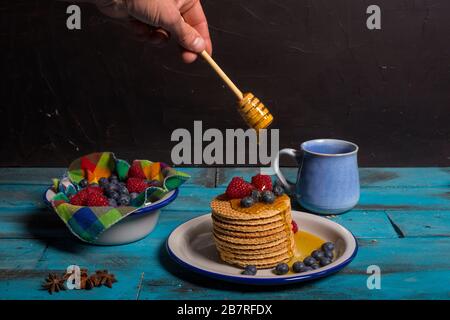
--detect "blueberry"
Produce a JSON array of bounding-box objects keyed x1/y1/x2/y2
[
  {"x1": 274, "y1": 263, "x2": 289, "y2": 275},
  {"x1": 319, "y1": 257, "x2": 332, "y2": 267},
  {"x1": 292, "y1": 261, "x2": 305, "y2": 273},
  {"x1": 324, "y1": 250, "x2": 334, "y2": 259},
  {"x1": 119, "y1": 185, "x2": 129, "y2": 195},
  {"x1": 106, "y1": 190, "x2": 120, "y2": 200},
  {"x1": 130, "y1": 192, "x2": 139, "y2": 200},
  {"x1": 261, "y1": 190, "x2": 275, "y2": 204},
  {"x1": 118, "y1": 194, "x2": 130, "y2": 206},
  {"x1": 240, "y1": 196, "x2": 255, "y2": 208},
  {"x1": 311, "y1": 264, "x2": 320, "y2": 270},
  {"x1": 273, "y1": 184, "x2": 284, "y2": 196},
  {"x1": 242, "y1": 265, "x2": 257, "y2": 276},
  {"x1": 250, "y1": 190, "x2": 262, "y2": 202},
  {"x1": 302, "y1": 266, "x2": 313, "y2": 272},
  {"x1": 109, "y1": 175, "x2": 118, "y2": 183},
  {"x1": 311, "y1": 250, "x2": 325, "y2": 260},
  {"x1": 98, "y1": 177, "x2": 109, "y2": 187},
  {"x1": 105, "y1": 183, "x2": 119, "y2": 193},
  {"x1": 322, "y1": 242, "x2": 335, "y2": 252},
  {"x1": 303, "y1": 256, "x2": 317, "y2": 266},
  {"x1": 79, "y1": 179, "x2": 88, "y2": 188},
  {"x1": 108, "y1": 198, "x2": 118, "y2": 207}
]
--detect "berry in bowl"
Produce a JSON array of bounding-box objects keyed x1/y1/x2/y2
[{"x1": 44, "y1": 152, "x2": 189, "y2": 245}]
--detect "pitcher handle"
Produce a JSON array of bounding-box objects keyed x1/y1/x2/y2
[{"x1": 272, "y1": 148, "x2": 300, "y2": 195}]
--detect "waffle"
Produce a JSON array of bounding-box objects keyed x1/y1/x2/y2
[{"x1": 211, "y1": 194, "x2": 294, "y2": 269}]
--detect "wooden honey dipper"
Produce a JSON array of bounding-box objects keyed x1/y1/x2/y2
[{"x1": 200, "y1": 51, "x2": 274, "y2": 130}]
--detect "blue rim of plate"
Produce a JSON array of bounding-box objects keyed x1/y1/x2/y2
[
  {"x1": 43, "y1": 187, "x2": 179, "y2": 217},
  {"x1": 166, "y1": 220, "x2": 358, "y2": 285}
]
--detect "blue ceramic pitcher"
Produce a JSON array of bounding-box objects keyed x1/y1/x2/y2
[{"x1": 273, "y1": 139, "x2": 360, "y2": 214}]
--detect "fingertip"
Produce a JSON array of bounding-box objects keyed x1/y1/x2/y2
[{"x1": 191, "y1": 36, "x2": 206, "y2": 53}]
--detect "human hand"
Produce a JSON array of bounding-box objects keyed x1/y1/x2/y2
[{"x1": 92, "y1": 0, "x2": 212, "y2": 63}]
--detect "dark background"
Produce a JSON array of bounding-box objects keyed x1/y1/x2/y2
[{"x1": 1, "y1": 0, "x2": 449, "y2": 167}]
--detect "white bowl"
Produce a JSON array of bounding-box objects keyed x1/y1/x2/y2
[{"x1": 44, "y1": 188, "x2": 178, "y2": 245}]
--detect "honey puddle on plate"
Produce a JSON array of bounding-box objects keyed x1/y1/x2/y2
[{"x1": 288, "y1": 230, "x2": 325, "y2": 268}]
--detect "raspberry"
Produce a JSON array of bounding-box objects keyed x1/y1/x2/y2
[
  {"x1": 128, "y1": 161, "x2": 146, "y2": 179},
  {"x1": 251, "y1": 174, "x2": 273, "y2": 192},
  {"x1": 225, "y1": 177, "x2": 254, "y2": 199},
  {"x1": 126, "y1": 177, "x2": 148, "y2": 194},
  {"x1": 75, "y1": 188, "x2": 90, "y2": 203},
  {"x1": 292, "y1": 220, "x2": 298, "y2": 234},
  {"x1": 70, "y1": 185, "x2": 105, "y2": 206},
  {"x1": 85, "y1": 186, "x2": 103, "y2": 195},
  {"x1": 86, "y1": 193, "x2": 109, "y2": 207},
  {"x1": 70, "y1": 193, "x2": 85, "y2": 206}
]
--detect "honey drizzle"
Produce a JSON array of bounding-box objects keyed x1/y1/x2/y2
[
  {"x1": 229, "y1": 194, "x2": 290, "y2": 215},
  {"x1": 287, "y1": 231, "x2": 325, "y2": 272}
]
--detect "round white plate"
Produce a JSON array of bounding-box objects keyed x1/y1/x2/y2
[{"x1": 167, "y1": 210, "x2": 358, "y2": 285}]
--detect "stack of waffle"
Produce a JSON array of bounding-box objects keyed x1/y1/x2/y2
[{"x1": 211, "y1": 194, "x2": 294, "y2": 268}]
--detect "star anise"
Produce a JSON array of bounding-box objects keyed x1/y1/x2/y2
[
  {"x1": 79, "y1": 268, "x2": 96, "y2": 290},
  {"x1": 94, "y1": 270, "x2": 117, "y2": 288},
  {"x1": 90, "y1": 273, "x2": 103, "y2": 287},
  {"x1": 42, "y1": 273, "x2": 66, "y2": 294}
]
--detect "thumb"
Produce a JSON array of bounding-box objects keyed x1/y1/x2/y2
[{"x1": 165, "y1": 16, "x2": 206, "y2": 53}]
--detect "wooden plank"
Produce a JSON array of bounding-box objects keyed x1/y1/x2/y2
[
  {"x1": 0, "y1": 167, "x2": 448, "y2": 299},
  {"x1": 0, "y1": 168, "x2": 66, "y2": 185},
  {"x1": 359, "y1": 168, "x2": 450, "y2": 188},
  {"x1": 356, "y1": 188, "x2": 450, "y2": 211},
  {"x1": 387, "y1": 210, "x2": 450, "y2": 237},
  {"x1": 0, "y1": 268, "x2": 142, "y2": 300},
  {"x1": 0, "y1": 208, "x2": 70, "y2": 239},
  {"x1": 0, "y1": 209, "x2": 206, "y2": 241},
  {"x1": 0, "y1": 218, "x2": 190, "y2": 299},
  {"x1": 6, "y1": 184, "x2": 450, "y2": 211},
  {"x1": 0, "y1": 185, "x2": 448, "y2": 232},
  {"x1": 0, "y1": 206, "x2": 398, "y2": 241},
  {"x1": 1, "y1": 221, "x2": 449, "y2": 299},
  {"x1": 0, "y1": 239, "x2": 47, "y2": 269},
  {"x1": 162, "y1": 187, "x2": 224, "y2": 212},
  {"x1": 216, "y1": 167, "x2": 450, "y2": 188},
  {"x1": 0, "y1": 167, "x2": 216, "y2": 188},
  {"x1": 0, "y1": 184, "x2": 220, "y2": 211},
  {"x1": 137, "y1": 237, "x2": 450, "y2": 300},
  {"x1": 326, "y1": 211, "x2": 399, "y2": 239},
  {"x1": 0, "y1": 185, "x2": 47, "y2": 209}
]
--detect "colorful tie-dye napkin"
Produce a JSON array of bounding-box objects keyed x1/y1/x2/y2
[{"x1": 49, "y1": 152, "x2": 189, "y2": 243}]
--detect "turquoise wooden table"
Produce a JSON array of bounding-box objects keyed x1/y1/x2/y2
[{"x1": 0, "y1": 167, "x2": 449, "y2": 300}]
